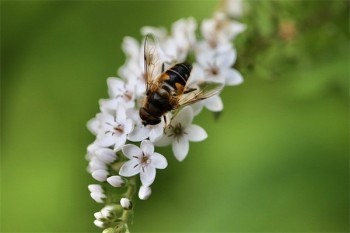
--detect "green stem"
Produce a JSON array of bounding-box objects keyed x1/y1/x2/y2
[{"x1": 113, "y1": 176, "x2": 136, "y2": 233}]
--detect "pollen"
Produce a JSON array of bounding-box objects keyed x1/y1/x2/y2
[
  {"x1": 141, "y1": 154, "x2": 151, "y2": 165},
  {"x1": 173, "y1": 123, "x2": 183, "y2": 136},
  {"x1": 114, "y1": 124, "x2": 124, "y2": 134}
]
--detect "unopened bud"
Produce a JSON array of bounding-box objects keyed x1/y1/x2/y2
[
  {"x1": 138, "y1": 185, "x2": 152, "y2": 200},
  {"x1": 92, "y1": 169, "x2": 109, "y2": 182},
  {"x1": 96, "y1": 148, "x2": 117, "y2": 164},
  {"x1": 120, "y1": 197, "x2": 132, "y2": 210},
  {"x1": 107, "y1": 176, "x2": 125, "y2": 187}
]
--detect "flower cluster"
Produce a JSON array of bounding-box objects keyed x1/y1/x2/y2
[{"x1": 86, "y1": 1, "x2": 245, "y2": 232}]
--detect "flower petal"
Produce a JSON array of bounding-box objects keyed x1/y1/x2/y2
[
  {"x1": 204, "y1": 95, "x2": 223, "y2": 112},
  {"x1": 141, "y1": 140, "x2": 154, "y2": 156},
  {"x1": 119, "y1": 159, "x2": 141, "y2": 177},
  {"x1": 172, "y1": 135, "x2": 189, "y2": 161},
  {"x1": 216, "y1": 46, "x2": 236, "y2": 68},
  {"x1": 124, "y1": 119, "x2": 134, "y2": 134},
  {"x1": 140, "y1": 165, "x2": 156, "y2": 186},
  {"x1": 151, "y1": 152, "x2": 168, "y2": 169},
  {"x1": 171, "y1": 106, "x2": 193, "y2": 128},
  {"x1": 187, "y1": 124, "x2": 208, "y2": 142},
  {"x1": 114, "y1": 134, "x2": 127, "y2": 151},
  {"x1": 149, "y1": 126, "x2": 163, "y2": 142},
  {"x1": 87, "y1": 117, "x2": 100, "y2": 135},
  {"x1": 107, "y1": 77, "x2": 124, "y2": 98},
  {"x1": 122, "y1": 144, "x2": 142, "y2": 159},
  {"x1": 191, "y1": 102, "x2": 204, "y2": 116},
  {"x1": 128, "y1": 126, "x2": 150, "y2": 142},
  {"x1": 225, "y1": 68, "x2": 243, "y2": 86},
  {"x1": 95, "y1": 133, "x2": 115, "y2": 148},
  {"x1": 154, "y1": 134, "x2": 172, "y2": 147},
  {"x1": 116, "y1": 104, "x2": 126, "y2": 123}
]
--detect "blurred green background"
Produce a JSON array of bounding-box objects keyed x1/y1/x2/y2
[{"x1": 1, "y1": 1, "x2": 348, "y2": 232}]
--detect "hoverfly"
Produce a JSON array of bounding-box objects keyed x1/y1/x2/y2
[{"x1": 139, "y1": 34, "x2": 223, "y2": 126}]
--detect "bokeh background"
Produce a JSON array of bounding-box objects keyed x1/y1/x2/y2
[{"x1": 1, "y1": 1, "x2": 348, "y2": 232}]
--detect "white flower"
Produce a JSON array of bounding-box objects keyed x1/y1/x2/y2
[
  {"x1": 87, "y1": 117, "x2": 100, "y2": 135},
  {"x1": 141, "y1": 26, "x2": 167, "y2": 40},
  {"x1": 119, "y1": 140, "x2": 167, "y2": 186},
  {"x1": 195, "y1": 45, "x2": 243, "y2": 86},
  {"x1": 155, "y1": 107, "x2": 207, "y2": 161},
  {"x1": 201, "y1": 11, "x2": 246, "y2": 47},
  {"x1": 224, "y1": 0, "x2": 244, "y2": 18},
  {"x1": 172, "y1": 17, "x2": 197, "y2": 49},
  {"x1": 122, "y1": 36, "x2": 141, "y2": 62},
  {"x1": 90, "y1": 192, "x2": 106, "y2": 203},
  {"x1": 138, "y1": 185, "x2": 152, "y2": 200},
  {"x1": 118, "y1": 38, "x2": 146, "y2": 97},
  {"x1": 99, "y1": 78, "x2": 136, "y2": 113},
  {"x1": 107, "y1": 176, "x2": 125, "y2": 187},
  {"x1": 92, "y1": 169, "x2": 109, "y2": 182},
  {"x1": 94, "y1": 219, "x2": 105, "y2": 228},
  {"x1": 188, "y1": 65, "x2": 224, "y2": 113},
  {"x1": 127, "y1": 118, "x2": 165, "y2": 143},
  {"x1": 95, "y1": 104, "x2": 134, "y2": 151},
  {"x1": 120, "y1": 197, "x2": 132, "y2": 210}
]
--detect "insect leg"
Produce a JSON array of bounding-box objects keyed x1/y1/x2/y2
[{"x1": 184, "y1": 88, "x2": 197, "y2": 94}]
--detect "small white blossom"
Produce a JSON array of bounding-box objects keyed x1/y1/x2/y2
[
  {"x1": 99, "y1": 78, "x2": 136, "y2": 113},
  {"x1": 155, "y1": 107, "x2": 207, "y2": 161},
  {"x1": 224, "y1": 0, "x2": 244, "y2": 18},
  {"x1": 119, "y1": 140, "x2": 167, "y2": 186},
  {"x1": 138, "y1": 185, "x2": 152, "y2": 200},
  {"x1": 94, "y1": 219, "x2": 105, "y2": 228},
  {"x1": 201, "y1": 11, "x2": 246, "y2": 47},
  {"x1": 94, "y1": 205, "x2": 116, "y2": 221},
  {"x1": 195, "y1": 45, "x2": 243, "y2": 86},
  {"x1": 88, "y1": 184, "x2": 103, "y2": 193},
  {"x1": 127, "y1": 118, "x2": 165, "y2": 143},
  {"x1": 95, "y1": 104, "x2": 134, "y2": 151},
  {"x1": 92, "y1": 169, "x2": 109, "y2": 182},
  {"x1": 120, "y1": 197, "x2": 132, "y2": 210},
  {"x1": 88, "y1": 156, "x2": 108, "y2": 173},
  {"x1": 95, "y1": 148, "x2": 118, "y2": 164},
  {"x1": 90, "y1": 192, "x2": 106, "y2": 203},
  {"x1": 107, "y1": 175, "x2": 125, "y2": 187}
]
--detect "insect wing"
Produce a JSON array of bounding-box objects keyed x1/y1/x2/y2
[
  {"x1": 144, "y1": 34, "x2": 163, "y2": 91},
  {"x1": 176, "y1": 81, "x2": 224, "y2": 109}
]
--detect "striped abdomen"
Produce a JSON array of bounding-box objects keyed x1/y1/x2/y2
[{"x1": 140, "y1": 62, "x2": 192, "y2": 125}]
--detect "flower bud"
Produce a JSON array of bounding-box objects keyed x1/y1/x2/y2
[
  {"x1": 94, "y1": 219, "x2": 105, "y2": 228},
  {"x1": 120, "y1": 197, "x2": 132, "y2": 210},
  {"x1": 96, "y1": 148, "x2": 117, "y2": 164},
  {"x1": 89, "y1": 157, "x2": 107, "y2": 171},
  {"x1": 94, "y1": 211, "x2": 104, "y2": 220},
  {"x1": 92, "y1": 169, "x2": 109, "y2": 182},
  {"x1": 107, "y1": 176, "x2": 125, "y2": 187},
  {"x1": 90, "y1": 192, "x2": 106, "y2": 203},
  {"x1": 88, "y1": 184, "x2": 103, "y2": 193},
  {"x1": 138, "y1": 185, "x2": 152, "y2": 200}
]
